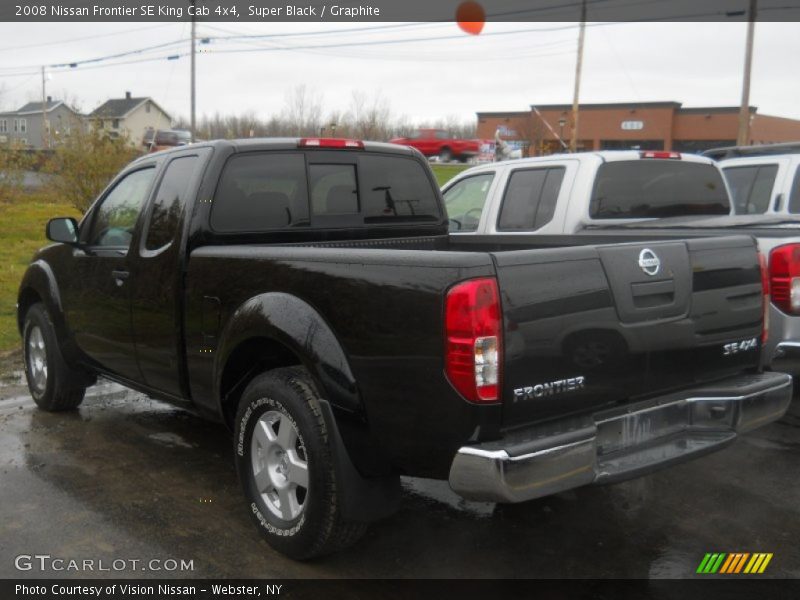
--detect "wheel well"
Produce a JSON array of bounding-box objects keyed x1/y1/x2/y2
[
  {"x1": 17, "y1": 287, "x2": 42, "y2": 333},
  {"x1": 219, "y1": 337, "x2": 302, "y2": 429}
]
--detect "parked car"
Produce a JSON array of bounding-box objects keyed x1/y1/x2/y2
[
  {"x1": 703, "y1": 143, "x2": 800, "y2": 216},
  {"x1": 18, "y1": 139, "x2": 790, "y2": 559},
  {"x1": 390, "y1": 128, "x2": 480, "y2": 162},
  {"x1": 442, "y1": 150, "x2": 800, "y2": 376},
  {"x1": 142, "y1": 128, "x2": 192, "y2": 153}
]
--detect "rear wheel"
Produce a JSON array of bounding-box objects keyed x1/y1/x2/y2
[
  {"x1": 234, "y1": 367, "x2": 366, "y2": 560},
  {"x1": 22, "y1": 303, "x2": 87, "y2": 411}
]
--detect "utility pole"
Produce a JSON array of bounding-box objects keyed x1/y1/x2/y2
[
  {"x1": 737, "y1": 0, "x2": 757, "y2": 146},
  {"x1": 190, "y1": 2, "x2": 197, "y2": 143},
  {"x1": 570, "y1": 0, "x2": 587, "y2": 153},
  {"x1": 41, "y1": 66, "x2": 49, "y2": 148}
]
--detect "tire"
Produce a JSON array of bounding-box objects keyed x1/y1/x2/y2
[
  {"x1": 22, "y1": 303, "x2": 87, "y2": 411},
  {"x1": 438, "y1": 147, "x2": 453, "y2": 163},
  {"x1": 234, "y1": 366, "x2": 366, "y2": 560}
]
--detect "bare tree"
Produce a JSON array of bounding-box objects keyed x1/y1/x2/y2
[{"x1": 282, "y1": 84, "x2": 324, "y2": 136}]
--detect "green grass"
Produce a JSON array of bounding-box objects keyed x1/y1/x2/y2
[
  {"x1": 0, "y1": 192, "x2": 80, "y2": 352},
  {"x1": 430, "y1": 164, "x2": 470, "y2": 186}
]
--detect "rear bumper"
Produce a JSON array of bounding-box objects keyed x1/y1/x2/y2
[
  {"x1": 770, "y1": 342, "x2": 800, "y2": 376},
  {"x1": 448, "y1": 371, "x2": 792, "y2": 503}
]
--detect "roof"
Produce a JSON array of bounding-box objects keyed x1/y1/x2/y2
[
  {"x1": 703, "y1": 142, "x2": 800, "y2": 160},
  {"x1": 89, "y1": 96, "x2": 170, "y2": 119},
  {"x1": 531, "y1": 101, "x2": 683, "y2": 111},
  {"x1": 16, "y1": 100, "x2": 64, "y2": 114},
  {"x1": 129, "y1": 138, "x2": 417, "y2": 165}
]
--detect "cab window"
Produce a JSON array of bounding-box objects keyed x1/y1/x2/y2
[
  {"x1": 498, "y1": 167, "x2": 564, "y2": 231},
  {"x1": 723, "y1": 164, "x2": 779, "y2": 214},
  {"x1": 444, "y1": 173, "x2": 494, "y2": 232},
  {"x1": 87, "y1": 168, "x2": 155, "y2": 248}
]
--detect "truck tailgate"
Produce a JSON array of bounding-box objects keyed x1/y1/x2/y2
[{"x1": 495, "y1": 236, "x2": 763, "y2": 428}]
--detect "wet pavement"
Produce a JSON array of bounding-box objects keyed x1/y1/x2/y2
[{"x1": 0, "y1": 351, "x2": 798, "y2": 579}]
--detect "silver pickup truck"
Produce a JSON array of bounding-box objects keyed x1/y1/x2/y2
[{"x1": 443, "y1": 150, "x2": 800, "y2": 375}]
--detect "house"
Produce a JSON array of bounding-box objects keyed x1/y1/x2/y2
[
  {"x1": 88, "y1": 91, "x2": 172, "y2": 146},
  {"x1": 0, "y1": 97, "x2": 83, "y2": 149}
]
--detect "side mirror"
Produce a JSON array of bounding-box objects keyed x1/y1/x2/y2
[{"x1": 46, "y1": 217, "x2": 79, "y2": 244}]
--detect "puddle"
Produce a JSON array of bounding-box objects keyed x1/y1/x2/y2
[
  {"x1": 401, "y1": 476, "x2": 496, "y2": 517},
  {"x1": 147, "y1": 432, "x2": 196, "y2": 449}
]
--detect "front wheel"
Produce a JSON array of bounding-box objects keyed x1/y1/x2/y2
[
  {"x1": 22, "y1": 303, "x2": 87, "y2": 411},
  {"x1": 234, "y1": 367, "x2": 366, "y2": 560},
  {"x1": 438, "y1": 147, "x2": 453, "y2": 163}
]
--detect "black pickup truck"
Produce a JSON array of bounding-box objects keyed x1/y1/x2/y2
[{"x1": 18, "y1": 138, "x2": 792, "y2": 559}]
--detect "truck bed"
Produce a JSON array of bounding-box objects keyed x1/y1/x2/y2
[{"x1": 184, "y1": 232, "x2": 763, "y2": 477}]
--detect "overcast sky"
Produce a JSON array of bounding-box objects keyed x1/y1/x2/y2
[{"x1": 0, "y1": 21, "x2": 799, "y2": 124}]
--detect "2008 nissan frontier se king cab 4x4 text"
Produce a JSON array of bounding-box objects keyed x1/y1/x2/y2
[{"x1": 18, "y1": 138, "x2": 792, "y2": 559}]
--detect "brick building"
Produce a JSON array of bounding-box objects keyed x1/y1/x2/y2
[{"x1": 477, "y1": 102, "x2": 800, "y2": 156}]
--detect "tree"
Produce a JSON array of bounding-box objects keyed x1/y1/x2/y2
[
  {"x1": 0, "y1": 141, "x2": 34, "y2": 202},
  {"x1": 45, "y1": 125, "x2": 140, "y2": 212},
  {"x1": 281, "y1": 84, "x2": 324, "y2": 136}
]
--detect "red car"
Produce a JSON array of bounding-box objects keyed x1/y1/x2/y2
[{"x1": 390, "y1": 128, "x2": 480, "y2": 163}]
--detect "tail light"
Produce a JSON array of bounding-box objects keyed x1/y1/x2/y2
[
  {"x1": 298, "y1": 138, "x2": 364, "y2": 149},
  {"x1": 640, "y1": 151, "x2": 681, "y2": 160},
  {"x1": 759, "y1": 252, "x2": 769, "y2": 344},
  {"x1": 445, "y1": 278, "x2": 502, "y2": 403},
  {"x1": 768, "y1": 244, "x2": 800, "y2": 319}
]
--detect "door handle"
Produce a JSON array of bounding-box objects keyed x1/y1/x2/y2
[{"x1": 111, "y1": 270, "x2": 129, "y2": 286}]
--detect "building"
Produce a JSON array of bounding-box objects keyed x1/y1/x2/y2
[
  {"x1": 0, "y1": 97, "x2": 83, "y2": 149},
  {"x1": 477, "y1": 102, "x2": 800, "y2": 156},
  {"x1": 88, "y1": 91, "x2": 171, "y2": 146}
]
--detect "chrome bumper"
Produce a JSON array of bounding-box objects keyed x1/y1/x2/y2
[
  {"x1": 449, "y1": 372, "x2": 792, "y2": 503},
  {"x1": 771, "y1": 342, "x2": 800, "y2": 376}
]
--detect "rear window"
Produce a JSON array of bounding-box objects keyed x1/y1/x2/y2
[
  {"x1": 590, "y1": 160, "x2": 729, "y2": 219},
  {"x1": 211, "y1": 153, "x2": 309, "y2": 232},
  {"x1": 210, "y1": 152, "x2": 438, "y2": 232},
  {"x1": 789, "y1": 169, "x2": 800, "y2": 214},
  {"x1": 358, "y1": 155, "x2": 440, "y2": 223}
]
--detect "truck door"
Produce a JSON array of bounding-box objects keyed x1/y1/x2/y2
[
  {"x1": 129, "y1": 150, "x2": 209, "y2": 398},
  {"x1": 65, "y1": 166, "x2": 157, "y2": 381}
]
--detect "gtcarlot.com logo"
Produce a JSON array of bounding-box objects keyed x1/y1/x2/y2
[{"x1": 697, "y1": 552, "x2": 773, "y2": 574}]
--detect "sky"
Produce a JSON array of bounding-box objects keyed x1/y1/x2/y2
[{"x1": 0, "y1": 21, "x2": 799, "y2": 125}]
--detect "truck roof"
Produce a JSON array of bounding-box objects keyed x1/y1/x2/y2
[
  {"x1": 703, "y1": 142, "x2": 800, "y2": 160},
  {"x1": 449, "y1": 150, "x2": 715, "y2": 177},
  {"x1": 131, "y1": 137, "x2": 419, "y2": 164}
]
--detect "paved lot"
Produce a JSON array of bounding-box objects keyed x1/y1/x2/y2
[{"x1": 0, "y1": 352, "x2": 798, "y2": 579}]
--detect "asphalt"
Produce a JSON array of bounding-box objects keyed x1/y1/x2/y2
[{"x1": 0, "y1": 351, "x2": 798, "y2": 579}]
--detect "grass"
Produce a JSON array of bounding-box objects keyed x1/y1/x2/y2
[
  {"x1": 0, "y1": 191, "x2": 80, "y2": 352},
  {"x1": 430, "y1": 163, "x2": 470, "y2": 186}
]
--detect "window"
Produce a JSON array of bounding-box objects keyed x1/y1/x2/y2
[
  {"x1": 498, "y1": 168, "x2": 565, "y2": 231},
  {"x1": 444, "y1": 173, "x2": 495, "y2": 232},
  {"x1": 144, "y1": 156, "x2": 199, "y2": 251},
  {"x1": 590, "y1": 161, "x2": 729, "y2": 219},
  {"x1": 146, "y1": 102, "x2": 151, "y2": 113},
  {"x1": 211, "y1": 153, "x2": 309, "y2": 232},
  {"x1": 434, "y1": 130, "x2": 449, "y2": 140},
  {"x1": 87, "y1": 168, "x2": 155, "y2": 248},
  {"x1": 309, "y1": 164, "x2": 358, "y2": 216},
  {"x1": 19, "y1": 119, "x2": 26, "y2": 133},
  {"x1": 788, "y1": 168, "x2": 800, "y2": 214},
  {"x1": 0, "y1": 120, "x2": 6, "y2": 133},
  {"x1": 358, "y1": 155, "x2": 440, "y2": 223},
  {"x1": 13, "y1": 119, "x2": 18, "y2": 133},
  {"x1": 723, "y1": 164, "x2": 779, "y2": 214},
  {"x1": 112, "y1": 119, "x2": 119, "y2": 129}
]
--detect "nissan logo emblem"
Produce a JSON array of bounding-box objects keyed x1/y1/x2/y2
[{"x1": 638, "y1": 248, "x2": 660, "y2": 276}]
